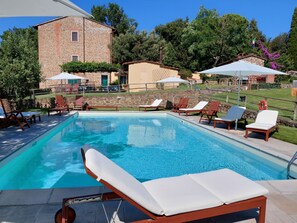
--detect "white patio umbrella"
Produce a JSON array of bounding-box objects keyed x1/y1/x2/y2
[
  {"x1": 46, "y1": 72, "x2": 86, "y2": 93},
  {"x1": 199, "y1": 60, "x2": 286, "y2": 105},
  {"x1": 0, "y1": 0, "x2": 92, "y2": 17},
  {"x1": 199, "y1": 60, "x2": 286, "y2": 129},
  {"x1": 46, "y1": 72, "x2": 86, "y2": 81},
  {"x1": 157, "y1": 76, "x2": 189, "y2": 84}
]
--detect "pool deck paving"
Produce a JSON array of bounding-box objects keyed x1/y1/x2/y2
[{"x1": 0, "y1": 111, "x2": 297, "y2": 223}]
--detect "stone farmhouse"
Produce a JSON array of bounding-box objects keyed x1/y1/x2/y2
[
  {"x1": 228, "y1": 53, "x2": 276, "y2": 84},
  {"x1": 35, "y1": 16, "x2": 114, "y2": 89}
]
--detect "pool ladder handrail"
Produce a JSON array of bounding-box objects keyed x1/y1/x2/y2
[{"x1": 287, "y1": 151, "x2": 297, "y2": 179}]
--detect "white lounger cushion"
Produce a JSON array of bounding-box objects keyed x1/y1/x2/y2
[
  {"x1": 84, "y1": 147, "x2": 164, "y2": 215},
  {"x1": 179, "y1": 101, "x2": 208, "y2": 111},
  {"x1": 189, "y1": 169, "x2": 268, "y2": 204},
  {"x1": 139, "y1": 99, "x2": 162, "y2": 107},
  {"x1": 245, "y1": 123, "x2": 275, "y2": 130},
  {"x1": 246, "y1": 110, "x2": 278, "y2": 130},
  {"x1": 143, "y1": 175, "x2": 223, "y2": 216},
  {"x1": 84, "y1": 147, "x2": 268, "y2": 216}
]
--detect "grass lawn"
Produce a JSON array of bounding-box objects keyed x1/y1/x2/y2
[{"x1": 211, "y1": 88, "x2": 297, "y2": 120}]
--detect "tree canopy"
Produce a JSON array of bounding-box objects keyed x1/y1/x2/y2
[
  {"x1": 91, "y1": 3, "x2": 137, "y2": 35},
  {"x1": 288, "y1": 7, "x2": 297, "y2": 70},
  {"x1": 0, "y1": 28, "x2": 40, "y2": 101}
]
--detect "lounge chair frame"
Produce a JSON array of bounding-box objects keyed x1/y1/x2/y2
[
  {"x1": 244, "y1": 110, "x2": 279, "y2": 141},
  {"x1": 177, "y1": 101, "x2": 209, "y2": 116},
  {"x1": 199, "y1": 101, "x2": 220, "y2": 124},
  {"x1": 139, "y1": 99, "x2": 164, "y2": 112},
  {"x1": 171, "y1": 97, "x2": 189, "y2": 112},
  {"x1": 0, "y1": 99, "x2": 30, "y2": 130},
  {"x1": 245, "y1": 125, "x2": 278, "y2": 141},
  {"x1": 48, "y1": 95, "x2": 70, "y2": 116},
  {"x1": 57, "y1": 149, "x2": 267, "y2": 223},
  {"x1": 214, "y1": 118, "x2": 247, "y2": 130},
  {"x1": 213, "y1": 106, "x2": 247, "y2": 130}
]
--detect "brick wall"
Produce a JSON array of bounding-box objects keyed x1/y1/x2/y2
[{"x1": 37, "y1": 17, "x2": 113, "y2": 88}]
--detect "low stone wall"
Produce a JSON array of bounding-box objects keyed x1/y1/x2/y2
[{"x1": 34, "y1": 90, "x2": 297, "y2": 127}]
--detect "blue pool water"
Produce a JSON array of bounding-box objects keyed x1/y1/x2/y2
[{"x1": 0, "y1": 113, "x2": 288, "y2": 190}]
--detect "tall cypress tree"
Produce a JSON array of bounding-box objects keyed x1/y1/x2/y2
[{"x1": 288, "y1": 7, "x2": 297, "y2": 70}]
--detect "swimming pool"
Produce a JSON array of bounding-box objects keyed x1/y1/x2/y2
[{"x1": 0, "y1": 113, "x2": 295, "y2": 190}]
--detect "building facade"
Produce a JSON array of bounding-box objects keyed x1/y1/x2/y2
[
  {"x1": 122, "y1": 60, "x2": 180, "y2": 92},
  {"x1": 36, "y1": 17, "x2": 114, "y2": 88}
]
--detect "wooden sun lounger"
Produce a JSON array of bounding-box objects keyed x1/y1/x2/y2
[
  {"x1": 56, "y1": 147, "x2": 268, "y2": 223},
  {"x1": 245, "y1": 110, "x2": 279, "y2": 141}
]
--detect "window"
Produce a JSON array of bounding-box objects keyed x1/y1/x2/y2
[
  {"x1": 71, "y1": 31, "x2": 78, "y2": 42},
  {"x1": 72, "y1": 55, "x2": 79, "y2": 62}
]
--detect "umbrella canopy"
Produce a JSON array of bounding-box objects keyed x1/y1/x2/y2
[
  {"x1": 199, "y1": 60, "x2": 286, "y2": 76},
  {"x1": 0, "y1": 0, "x2": 92, "y2": 17},
  {"x1": 46, "y1": 72, "x2": 85, "y2": 80},
  {"x1": 199, "y1": 60, "x2": 287, "y2": 129},
  {"x1": 157, "y1": 76, "x2": 189, "y2": 84}
]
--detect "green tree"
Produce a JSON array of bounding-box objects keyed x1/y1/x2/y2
[
  {"x1": 246, "y1": 19, "x2": 266, "y2": 54},
  {"x1": 288, "y1": 7, "x2": 297, "y2": 70},
  {"x1": 270, "y1": 33, "x2": 294, "y2": 71},
  {"x1": 91, "y1": 3, "x2": 137, "y2": 35},
  {"x1": 182, "y1": 6, "x2": 220, "y2": 71},
  {"x1": 111, "y1": 31, "x2": 165, "y2": 64},
  {"x1": 182, "y1": 6, "x2": 251, "y2": 71},
  {"x1": 155, "y1": 18, "x2": 190, "y2": 69},
  {"x1": 0, "y1": 28, "x2": 40, "y2": 101}
]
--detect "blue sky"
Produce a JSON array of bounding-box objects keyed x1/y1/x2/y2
[{"x1": 0, "y1": 0, "x2": 296, "y2": 39}]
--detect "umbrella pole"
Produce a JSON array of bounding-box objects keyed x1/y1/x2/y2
[{"x1": 235, "y1": 76, "x2": 242, "y2": 130}]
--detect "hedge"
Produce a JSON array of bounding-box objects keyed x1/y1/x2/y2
[{"x1": 60, "y1": 61, "x2": 120, "y2": 73}]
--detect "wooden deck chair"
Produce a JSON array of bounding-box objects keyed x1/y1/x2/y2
[
  {"x1": 73, "y1": 95, "x2": 84, "y2": 110},
  {"x1": 199, "y1": 101, "x2": 220, "y2": 124},
  {"x1": 48, "y1": 95, "x2": 70, "y2": 116},
  {"x1": 139, "y1": 99, "x2": 164, "y2": 111},
  {"x1": 72, "y1": 84, "x2": 79, "y2": 94},
  {"x1": 245, "y1": 110, "x2": 279, "y2": 141},
  {"x1": 171, "y1": 97, "x2": 189, "y2": 112},
  {"x1": 56, "y1": 146, "x2": 268, "y2": 223},
  {"x1": 178, "y1": 101, "x2": 209, "y2": 116},
  {"x1": 65, "y1": 84, "x2": 72, "y2": 94},
  {"x1": 213, "y1": 106, "x2": 247, "y2": 130},
  {"x1": 0, "y1": 98, "x2": 30, "y2": 130}
]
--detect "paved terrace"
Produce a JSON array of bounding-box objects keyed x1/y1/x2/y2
[{"x1": 0, "y1": 111, "x2": 296, "y2": 223}]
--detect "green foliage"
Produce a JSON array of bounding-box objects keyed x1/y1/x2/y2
[
  {"x1": 61, "y1": 61, "x2": 120, "y2": 73},
  {"x1": 91, "y1": 3, "x2": 137, "y2": 35},
  {"x1": 251, "y1": 83, "x2": 281, "y2": 90},
  {"x1": 288, "y1": 7, "x2": 297, "y2": 70},
  {"x1": 0, "y1": 27, "x2": 40, "y2": 101},
  {"x1": 182, "y1": 6, "x2": 251, "y2": 71},
  {"x1": 111, "y1": 31, "x2": 165, "y2": 64},
  {"x1": 155, "y1": 19, "x2": 191, "y2": 69},
  {"x1": 178, "y1": 69, "x2": 192, "y2": 79}
]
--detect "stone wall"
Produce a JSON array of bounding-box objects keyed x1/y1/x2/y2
[{"x1": 35, "y1": 90, "x2": 297, "y2": 127}]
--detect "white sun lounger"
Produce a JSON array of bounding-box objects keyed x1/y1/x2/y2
[
  {"x1": 139, "y1": 99, "x2": 164, "y2": 111},
  {"x1": 58, "y1": 146, "x2": 269, "y2": 223},
  {"x1": 214, "y1": 106, "x2": 246, "y2": 130},
  {"x1": 178, "y1": 101, "x2": 209, "y2": 116},
  {"x1": 245, "y1": 110, "x2": 279, "y2": 141}
]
